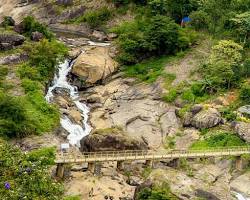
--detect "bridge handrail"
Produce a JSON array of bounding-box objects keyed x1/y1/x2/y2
[{"x1": 56, "y1": 146, "x2": 250, "y2": 161}]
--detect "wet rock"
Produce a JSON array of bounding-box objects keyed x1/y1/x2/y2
[
  {"x1": 233, "y1": 122, "x2": 250, "y2": 142},
  {"x1": 71, "y1": 46, "x2": 118, "y2": 87},
  {"x1": 68, "y1": 48, "x2": 82, "y2": 60},
  {"x1": 31, "y1": 31, "x2": 44, "y2": 41},
  {"x1": 92, "y1": 30, "x2": 107, "y2": 41},
  {"x1": 68, "y1": 109, "x2": 82, "y2": 125},
  {"x1": 55, "y1": 96, "x2": 69, "y2": 109},
  {"x1": 191, "y1": 108, "x2": 222, "y2": 129},
  {"x1": 80, "y1": 127, "x2": 148, "y2": 152}
]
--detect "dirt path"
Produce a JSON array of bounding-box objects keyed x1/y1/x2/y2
[{"x1": 165, "y1": 37, "x2": 213, "y2": 86}]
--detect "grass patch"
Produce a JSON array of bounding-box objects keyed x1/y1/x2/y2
[
  {"x1": 190, "y1": 132, "x2": 247, "y2": 149},
  {"x1": 123, "y1": 51, "x2": 188, "y2": 83},
  {"x1": 63, "y1": 195, "x2": 81, "y2": 200},
  {"x1": 164, "y1": 136, "x2": 176, "y2": 149},
  {"x1": 22, "y1": 90, "x2": 60, "y2": 134}
]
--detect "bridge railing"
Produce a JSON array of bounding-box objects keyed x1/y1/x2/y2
[{"x1": 55, "y1": 146, "x2": 250, "y2": 163}]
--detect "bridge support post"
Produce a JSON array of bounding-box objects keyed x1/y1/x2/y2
[
  {"x1": 235, "y1": 156, "x2": 243, "y2": 171},
  {"x1": 117, "y1": 161, "x2": 124, "y2": 171},
  {"x1": 56, "y1": 163, "x2": 65, "y2": 179},
  {"x1": 145, "y1": 160, "x2": 153, "y2": 168},
  {"x1": 88, "y1": 162, "x2": 95, "y2": 173}
]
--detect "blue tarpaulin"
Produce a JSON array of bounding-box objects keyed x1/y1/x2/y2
[{"x1": 182, "y1": 16, "x2": 191, "y2": 23}]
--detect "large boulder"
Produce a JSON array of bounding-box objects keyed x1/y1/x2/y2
[
  {"x1": 31, "y1": 31, "x2": 44, "y2": 41},
  {"x1": 71, "y1": 46, "x2": 118, "y2": 87},
  {"x1": 80, "y1": 127, "x2": 148, "y2": 152},
  {"x1": 92, "y1": 30, "x2": 107, "y2": 41},
  {"x1": 233, "y1": 122, "x2": 250, "y2": 142},
  {"x1": 0, "y1": 34, "x2": 25, "y2": 46},
  {"x1": 191, "y1": 108, "x2": 222, "y2": 129}
]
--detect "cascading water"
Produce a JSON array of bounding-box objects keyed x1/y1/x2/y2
[
  {"x1": 235, "y1": 193, "x2": 250, "y2": 200},
  {"x1": 45, "y1": 41, "x2": 110, "y2": 147}
]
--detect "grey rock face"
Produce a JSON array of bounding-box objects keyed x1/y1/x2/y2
[
  {"x1": 233, "y1": 122, "x2": 250, "y2": 142},
  {"x1": 80, "y1": 127, "x2": 148, "y2": 152},
  {"x1": 238, "y1": 105, "x2": 250, "y2": 117},
  {"x1": 0, "y1": 34, "x2": 25, "y2": 46},
  {"x1": 31, "y1": 31, "x2": 44, "y2": 41},
  {"x1": 191, "y1": 108, "x2": 222, "y2": 129}
]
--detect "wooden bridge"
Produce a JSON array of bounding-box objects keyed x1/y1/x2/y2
[{"x1": 55, "y1": 146, "x2": 250, "y2": 178}]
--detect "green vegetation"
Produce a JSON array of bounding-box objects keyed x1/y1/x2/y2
[
  {"x1": 0, "y1": 140, "x2": 63, "y2": 199},
  {"x1": 19, "y1": 39, "x2": 68, "y2": 83},
  {"x1": 67, "y1": 7, "x2": 113, "y2": 28},
  {"x1": 239, "y1": 84, "x2": 250, "y2": 104},
  {"x1": 191, "y1": 132, "x2": 246, "y2": 149},
  {"x1": 123, "y1": 51, "x2": 186, "y2": 82},
  {"x1": 0, "y1": 89, "x2": 59, "y2": 138},
  {"x1": 22, "y1": 16, "x2": 54, "y2": 40},
  {"x1": 112, "y1": 15, "x2": 196, "y2": 65},
  {"x1": 135, "y1": 182, "x2": 178, "y2": 200},
  {"x1": 63, "y1": 195, "x2": 81, "y2": 200},
  {"x1": 0, "y1": 18, "x2": 67, "y2": 138}
]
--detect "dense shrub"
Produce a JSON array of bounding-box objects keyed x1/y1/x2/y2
[
  {"x1": 0, "y1": 140, "x2": 63, "y2": 199},
  {"x1": 113, "y1": 15, "x2": 196, "y2": 65},
  {"x1": 191, "y1": 132, "x2": 246, "y2": 149},
  {"x1": 70, "y1": 7, "x2": 113, "y2": 28},
  {"x1": 135, "y1": 182, "x2": 178, "y2": 200},
  {"x1": 0, "y1": 92, "x2": 33, "y2": 138},
  {"x1": 228, "y1": 12, "x2": 250, "y2": 44},
  {"x1": 201, "y1": 40, "x2": 244, "y2": 92},
  {"x1": 243, "y1": 59, "x2": 250, "y2": 77},
  {"x1": 239, "y1": 84, "x2": 250, "y2": 104},
  {"x1": 189, "y1": 10, "x2": 211, "y2": 30},
  {"x1": 22, "y1": 16, "x2": 54, "y2": 40},
  {"x1": 21, "y1": 39, "x2": 68, "y2": 83}
]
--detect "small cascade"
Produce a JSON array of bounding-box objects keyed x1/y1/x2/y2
[
  {"x1": 45, "y1": 58, "x2": 91, "y2": 147},
  {"x1": 235, "y1": 193, "x2": 250, "y2": 200},
  {"x1": 45, "y1": 40, "x2": 110, "y2": 147}
]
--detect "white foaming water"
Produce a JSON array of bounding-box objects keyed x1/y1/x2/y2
[
  {"x1": 45, "y1": 56, "x2": 91, "y2": 147},
  {"x1": 88, "y1": 41, "x2": 110, "y2": 47},
  {"x1": 236, "y1": 193, "x2": 250, "y2": 200}
]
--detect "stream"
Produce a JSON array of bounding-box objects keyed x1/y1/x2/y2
[
  {"x1": 45, "y1": 41, "x2": 109, "y2": 147},
  {"x1": 44, "y1": 39, "x2": 249, "y2": 200}
]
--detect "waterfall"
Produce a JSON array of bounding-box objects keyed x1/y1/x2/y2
[
  {"x1": 45, "y1": 41, "x2": 110, "y2": 147},
  {"x1": 45, "y1": 59, "x2": 91, "y2": 147}
]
